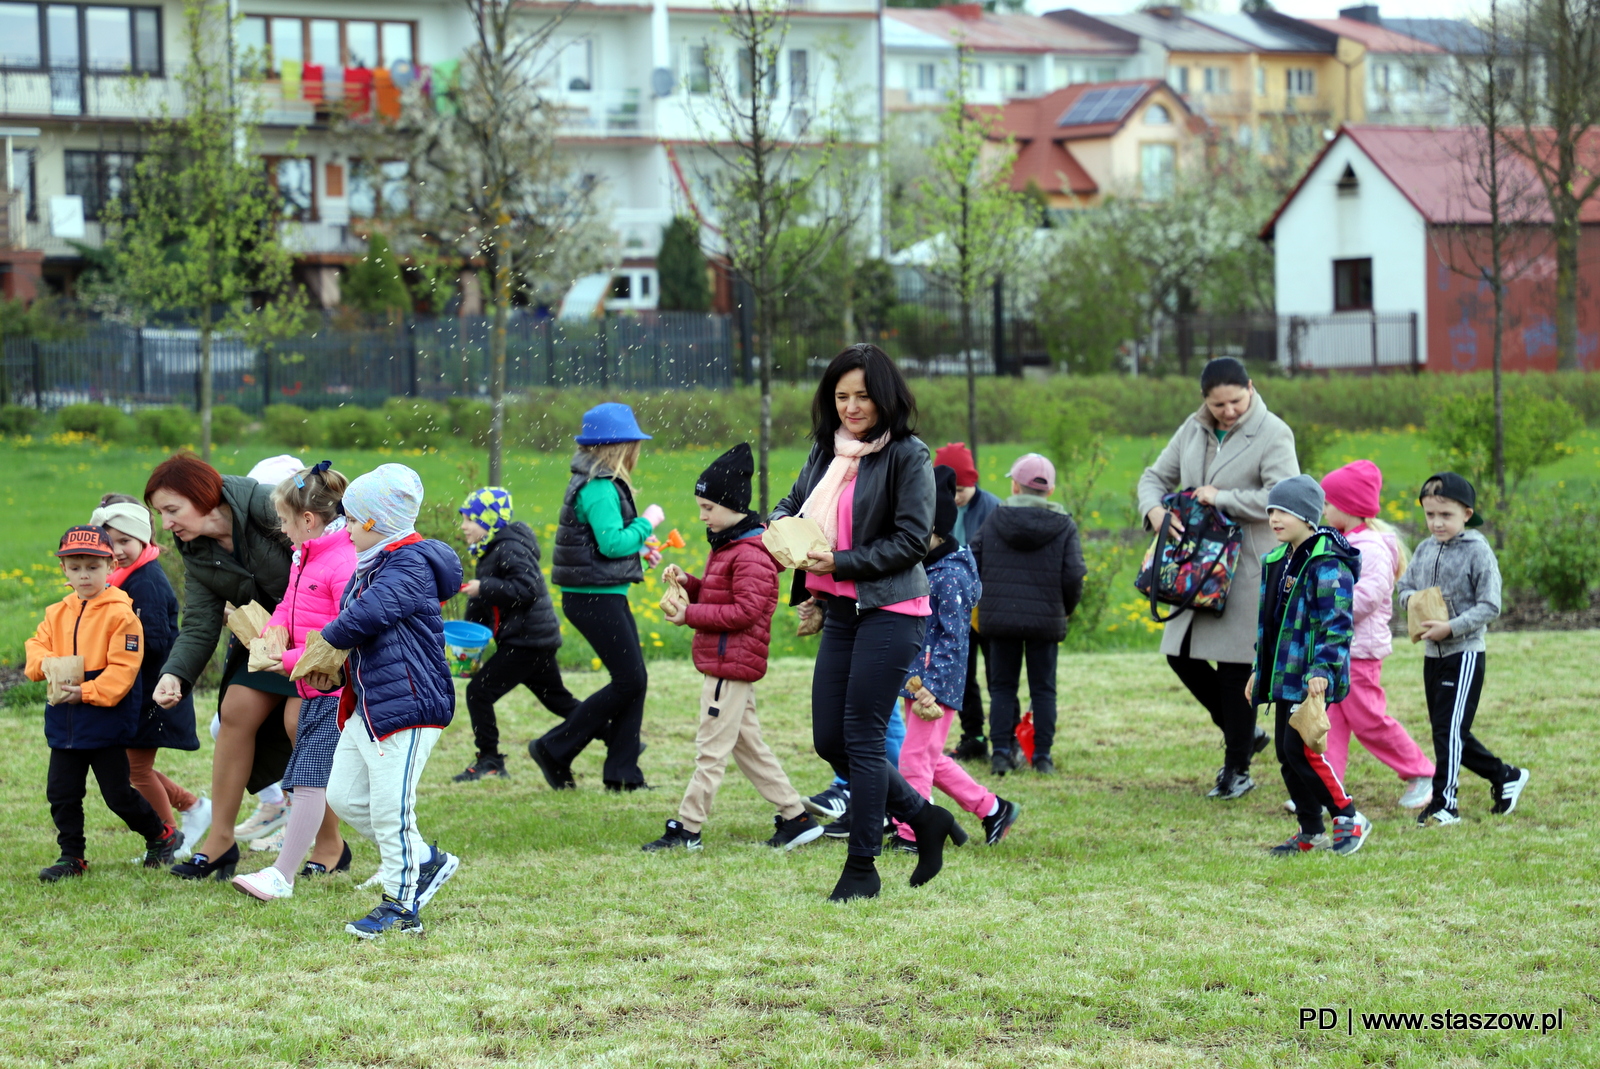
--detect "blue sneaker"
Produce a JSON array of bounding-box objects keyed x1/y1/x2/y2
[
  {"x1": 345, "y1": 896, "x2": 423, "y2": 940},
  {"x1": 414, "y1": 843, "x2": 459, "y2": 911}
]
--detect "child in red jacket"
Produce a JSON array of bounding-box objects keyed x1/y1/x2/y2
[{"x1": 643, "y1": 444, "x2": 822, "y2": 852}]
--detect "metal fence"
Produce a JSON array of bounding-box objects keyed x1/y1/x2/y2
[{"x1": 1145, "y1": 312, "x2": 1421, "y2": 375}]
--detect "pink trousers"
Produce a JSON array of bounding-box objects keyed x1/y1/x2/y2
[
  {"x1": 1326, "y1": 658, "x2": 1435, "y2": 781},
  {"x1": 894, "y1": 700, "x2": 997, "y2": 841}
]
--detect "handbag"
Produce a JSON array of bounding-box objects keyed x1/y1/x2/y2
[{"x1": 1134, "y1": 490, "x2": 1243, "y2": 622}]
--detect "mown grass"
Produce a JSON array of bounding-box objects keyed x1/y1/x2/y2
[{"x1": 0, "y1": 631, "x2": 1594, "y2": 1067}]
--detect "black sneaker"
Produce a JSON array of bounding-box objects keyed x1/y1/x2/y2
[
  {"x1": 982, "y1": 797, "x2": 1021, "y2": 844},
  {"x1": 1417, "y1": 803, "x2": 1462, "y2": 827},
  {"x1": 1253, "y1": 727, "x2": 1271, "y2": 755},
  {"x1": 766, "y1": 812, "x2": 824, "y2": 851},
  {"x1": 1032, "y1": 755, "x2": 1057, "y2": 776},
  {"x1": 1491, "y1": 766, "x2": 1530, "y2": 815},
  {"x1": 604, "y1": 781, "x2": 655, "y2": 793},
  {"x1": 453, "y1": 752, "x2": 510, "y2": 782},
  {"x1": 803, "y1": 783, "x2": 850, "y2": 821},
  {"x1": 821, "y1": 808, "x2": 852, "y2": 839},
  {"x1": 1207, "y1": 767, "x2": 1255, "y2": 800},
  {"x1": 950, "y1": 734, "x2": 989, "y2": 761},
  {"x1": 990, "y1": 748, "x2": 1022, "y2": 777},
  {"x1": 39, "y1": 856, "x2": 88, "y2": 882},
  {"x1": 886, "y1": 832, "x2": 918, "y2": 854},
  {"x1": 528, "y1": 740, "x2": 575, "y2": 791},
  {"x1": 143, "y1": 822, "x2": 183, "y2": 869},
  {"x1": 642, "y1": 819, "x2": 702, "y2": 852}
]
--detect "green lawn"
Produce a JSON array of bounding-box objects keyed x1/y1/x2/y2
[{"x1": 0, "y1": 632, "x2": 1593, "y2": 1066}]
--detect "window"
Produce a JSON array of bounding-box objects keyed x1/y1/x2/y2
[
  {"x1": 1169, "y1": 65, "x2": 1188, "y2": 94},
  {"x1": 687, "y1": 45, "x2": 710, "y2": 94},
  {"x1": 238, "y1": 15, "x2": 416, "y2": 75},
  {"x1": 915, "y1": 62, "x2": 935, "y2": 90},
  {"x1": 0, "y1": 4, "x2": 160, "y2": 74},
  {"x1": 348, "y1": 159, "x2": 409, "y2": 219},
  {"x1": 268, "y1": 157, "x2": 315, "y2": 221},
  {"x1": 963, "y1": 61, "x2": 984, "y2": 90},
  {"x1": 1337, "y1": 162, "x2": 1358, "y2": 195},
  {"x1": 1255, "y1": 65, "x2": 1265, "y2": 95},
  {"x1": 1091, "y1": 66, "x2": 1119, "y2": 83},
  {"x1": 1144, "y1": 104, "x2": 1171, "y2": 125},
  {"x1": 1008, "y1": 64, "x2": 1028, "y2": 93},
  {"x1": 0, "y1": 3, "x2": 41, "y2": 66},
  {"x1": 1203, "y1": 67, "x2": 1230, "y2": 94},
  {"x1": 11, "y1": 146, "x2": 37, "y2": 220},
  {"x1": 1286, "y1": 68, "x2": 1316, "y2": 97},
  {"x1": 1333, "y1": 258, "x2": 1373, "y2": 311},
  {"x1": 738, "y1": 47, "x2": 775, "y2": 98},
  {"x1": 63, "y1": 149, "x2": 139, "y2": 219},
  {"x1": 1140, "y1": 143, "x2": 1175, "y2": 199},
  {"x1": 49, "y1": 5, "x2": 78, "y2": 68},
  {"x1": 790, "y1": 49, "x2": 808, "y2": 99},
  {"x1": 559, "y1": 37, "x2": 592, "y2": 91}
]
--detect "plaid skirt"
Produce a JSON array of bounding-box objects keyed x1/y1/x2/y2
[{"x1": 282, "y1": 693, "x2": 342, "y2": 790}]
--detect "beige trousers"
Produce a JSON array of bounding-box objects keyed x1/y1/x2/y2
[{"x1": 677, "y1": 674, "x2": 804, "y2": 832}]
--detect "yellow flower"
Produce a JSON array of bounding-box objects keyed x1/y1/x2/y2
[{"x1": 591, "y1": 657, "x2": 601, "y2": 670}]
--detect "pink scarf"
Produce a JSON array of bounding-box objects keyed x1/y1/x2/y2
[
  {"x1": 799, "y1": 429, "x2": 889, "y2": 549},
  {"x1": 108, "y1": 542, "x2": 162, "y2": 588}
]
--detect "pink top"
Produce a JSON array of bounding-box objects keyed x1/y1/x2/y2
[
  {"x1": 806, "y1": 475, "x2": 931, "y2": 617},
  {"x1": 1344, "y1": 522, "x2": 1399, "y2": 661},
  {"x1": 265, "y1": 525, "x2": 358, "y2": 697}
]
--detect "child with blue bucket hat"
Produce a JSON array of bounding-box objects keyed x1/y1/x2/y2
[{"x1": 529, "y1": 403, "x2": 667, "y2": 792}]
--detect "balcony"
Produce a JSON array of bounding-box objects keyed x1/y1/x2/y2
[
  {"x1": 243, "y1": 71, "x2": 419, "y2": 127},
  {"x1": 553, "y1": 88, "x2": 652, "y2": 138},
  {"x1": 0, "y1": 70, "x2": 184, "y2": 121},
  {"x1": 1184, "y1": 90, "x2": 1251, "y2": 120}
]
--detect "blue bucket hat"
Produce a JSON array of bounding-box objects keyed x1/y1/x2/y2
[{"x1": 575, "y1": 402, "x2": 652, "y2": 446}]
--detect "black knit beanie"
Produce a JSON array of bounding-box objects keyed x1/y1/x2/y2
[
  {"x1": 933, "y1": 465, "x2": 959, "y2": 540},
  {"x1": 696, "y1": 443, "x2": 754, "y2": 513}
]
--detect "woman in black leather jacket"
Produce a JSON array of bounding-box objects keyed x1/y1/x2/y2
[{"x1": 772, "y1": 344, "x2": 961, "y2": 901}]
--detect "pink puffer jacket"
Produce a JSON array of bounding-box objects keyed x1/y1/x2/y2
[
  {"x1": 1346, "y1": 524, "x2": 1400, "y2": 661},
  {"x1": 266, "y1": 525, "x2": 358, "y2": 697}
]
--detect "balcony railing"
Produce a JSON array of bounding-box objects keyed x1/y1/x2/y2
[
  {"x1": 243, "y1": 72, "x2": 417, "y2": 127},
  {"x1": 0, "y1": 70, "x2": 184, "y2": 120},
  {"x1": 553, "y1": 88, "x2": 652, "y2": 138}
]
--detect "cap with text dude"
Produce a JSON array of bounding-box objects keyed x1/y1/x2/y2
[{"x1": 57, "y1": 525, "x2": 115, "y2": 558}]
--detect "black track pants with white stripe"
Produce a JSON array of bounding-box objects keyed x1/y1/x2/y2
[{"x1": 1424, "y1": 651, "x2": 1508, "y2": 812}]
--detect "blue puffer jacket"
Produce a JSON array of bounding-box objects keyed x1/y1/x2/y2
[
  {"x1": 322, "y1": 536, "x2": 463, "y2": 741},
  {"x1": 900, "y1": 545, "x2": 981, "y2": 711}
]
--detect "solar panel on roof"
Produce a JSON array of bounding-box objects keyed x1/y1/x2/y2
[{"x1": 1058, "y1": 84, "x2": 1143, "y2": 127}]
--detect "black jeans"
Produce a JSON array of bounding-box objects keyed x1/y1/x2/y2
[
  {"x1": 466, "y1": 645, "x2": 579, "y2": 755},
  {"x1": 812, "y1": 599, "x2": 929, "y2": 858},
  {"x1": 47, "y1": 746, "x2": 165, "y2": 859},
  {"x1": 987, "y1": 637, "x2": 1060, "y2": 758},
  {"x1": 539, "y1": 593, "x2": 648, "y2": 786},
  {"x1": 958, "y1": 629, "x2": 989, "y2": 741},
  {"x1": 1275, "y1": 701, "x2": 1355, "y2": 836},
  {"x1": 1425, "y1": 651, "x2": 1507, "y2": 812},
  {"x1": 1166, "y1": 629, "x2": 1258, "y2": 772}
]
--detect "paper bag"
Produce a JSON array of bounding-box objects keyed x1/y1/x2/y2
[
  {"x1": 1407, "y1": 586, "x2": 1449, "y2": 644},
  {"x1": 796, "y1": 599, "x2": 824, "y2": 637},
  {"x1": 904, "y1": 676, "x2": 943, "y2": 722},
  {"x1": 224, "y1": 601, "x2": 272, "y2": 648},
  {"x1": 1288, "y1": 692, "x2": 1330, "y2": 754},
  {"x1": 289, "y1": 629, "x2": 349, "y2": 683},
  {"x1": 43, "y1": 656, "x2": 84, "y2": 705},
  {"x1": 247, "y1": 626, "x2": 290, "y2": 673},
  {"x1": 762, "y1": 516, "x2": 830, "y2": 571},
  {"x1": 659, "y1": 572, "x2": 688, "y2": 616}
]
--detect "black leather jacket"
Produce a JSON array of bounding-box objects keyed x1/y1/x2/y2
[{"x1": 771, "y1": 435, "x2": 934, "y2": 609}]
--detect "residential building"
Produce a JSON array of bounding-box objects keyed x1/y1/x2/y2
[
  {"x1": 1305, "y1": 16, "x2": 1450, "y2": 126},
  {"x1": 1260, "y1": 124, "x2": 1600, "y2": 372}
]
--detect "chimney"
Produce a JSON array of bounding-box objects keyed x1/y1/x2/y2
[
  {"x1": 944, "y1": 3, "x2": 984, "y2": 21},
  {"x1": 1339, "y1": 5, "x2": 1381, "y2": 24}
]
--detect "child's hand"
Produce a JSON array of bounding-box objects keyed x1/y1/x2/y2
[
  {"x1": 304, "y1": 670, "x2": 342, "y2": 693},
  {"x1": 642, "y1": 546, "x2": 663, "y2": 568},
  {"x1": 462, "y1": 580, "x2": 481, "y2": 598},
  {"x1": 1420, "y1": 620, "x2": 1453, "y2": 642},
  {"x1": 152, "y1": 673, "x2": 184, "y2": 709},
  {"x1": 1306, "y1": 676, "x2": 1328, "y2": 700},
  {"x1": 263, "y1": 655, "x2": 286, "y2": 675},
  {"x1": 663, "y1": 602, "x2": 688, "y2": 626},
  {"x1": 61, "y1": 683, "x2": 83, "y2": 704},
  {"x1": 661, "y1": 563, "x2": 687, "y2": 586},
  {"x1": 1244, "y1": 672, "x2": 1255, "y2": 705},
  {"x1": 643, "y1": 504, "x2": 666, "y2": 528}
]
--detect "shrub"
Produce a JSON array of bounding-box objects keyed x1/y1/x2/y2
[
  {"x1": 383, "y1": 398, "x2": 449, "y2": 448},
  {"x1": 1425, "y1": 388, "x2": 1583, "y2": 496},
  {"x1": 322, "y1": 406, "x2": 390, "y2": 450},
  {"x1": 2, "y1": 679, "x2": 47, "y2": 709},
  {"x1": 58, "y1": 403, "x2": 132, "y2": 440},
  {"x1": 264, "y1": 404, "x2": 321, "y2": 448},
  {"x1": 0, "y1": 404, "x2": 39, "y2": 437},
  {"x1": 136, "y1": 406, "x2": 199, "y2": 448},
  {"x1": 211, "y1": 404, "x2": 249, "y2": 444},
  {"x1": 448, "y1": 398, "x2": 492, "y2": 447},
  {"x1": 1501, "y1": 483, "x2": 1600, "y2": 611}
]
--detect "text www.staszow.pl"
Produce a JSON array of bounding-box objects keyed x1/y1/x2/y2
[{"x1": 1300, "y1": 1008, "x2": 1566, "y2": 1034}]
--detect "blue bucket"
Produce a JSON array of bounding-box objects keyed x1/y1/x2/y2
[{"x1": 442, "y1": 620, "x2": 494, "y2": 677}]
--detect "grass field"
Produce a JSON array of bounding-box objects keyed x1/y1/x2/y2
[{"x1": 0, "y1": 632, "x2": 1594, "y2": 1066}]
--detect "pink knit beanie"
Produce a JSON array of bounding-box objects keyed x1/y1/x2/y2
[{"x1": 1321, "y1": 459, "x2": 1382, "y2": 519}]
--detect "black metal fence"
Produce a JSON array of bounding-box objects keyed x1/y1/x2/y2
[{"x1": 1144, "y1": 312, "x2": 1421, "y2": 375}]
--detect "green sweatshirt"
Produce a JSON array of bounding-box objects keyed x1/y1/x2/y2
[{"x1": 560, "y1": 477, "x2": 654, "y2": 596}]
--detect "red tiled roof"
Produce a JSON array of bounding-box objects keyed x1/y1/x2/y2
[
  {"x1": 1305, "y1": 18, "x2": 1443, "y2": 54},
  {"x1": 886, "y1": 7, "x2": 1135, "y2": 55}
]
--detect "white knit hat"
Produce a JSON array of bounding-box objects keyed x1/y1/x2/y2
[
  {"x1": 248, "y1": 454, "x2": 305, "y2": 486},
  {"x1": 91, "y1": 501, "x2": 153, "y2": 544}
]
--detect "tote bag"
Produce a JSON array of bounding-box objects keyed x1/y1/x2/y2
[{"x1": 1134, "y1": 490, "x2": 1242, "y2": 622}]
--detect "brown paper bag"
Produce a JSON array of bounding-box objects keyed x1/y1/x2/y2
[
  {"x1": 762, "y1": 516, "x2": 830, "y2": 571},
  {"x1": 1288, "y1": 691, "x2": 1330, "y2": 754},
  {"x1": 796, "y1": 599, "x2": 824, "y2": 637},
  {"x1": 224, "y1": 601, "x2": 272, "y2": 648},
  {"x1": 659, "y1": 572, "x2": 688, "y2": 616},
  {"x1": 247, "y1": 626, "x2": 290, "y2": 673},
  {"x1": 905, "y1": 675, "x2": 943, "y2": 722},
  {"x1": 1407, "y1": 586, "x2": 1449, "y2": 644},
  {"x1": 289, "y1": 629, "x2": 349, "y2": 683},
  {"x1": 43, "y1": 656, "x2": 84, "y2": 705}
]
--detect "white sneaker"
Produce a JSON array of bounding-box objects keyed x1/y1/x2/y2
[
  {"x1": 179, "y1": 796, "x2": 212, "y2": 856},
  {"x1": 232, "y1": 867, "x2": 294, "y2": 901},
  {"x1": 358, "y1": 870, "x2": 385, "y2": 890},
  {"x1": 250, "y1": 826, "x2": 287, "y2": 852},
  {"x1": 1283, "y1": 798, "x2": 1296, "y2": 813},
  {"x1": 234, "y1": 800, "x2": 289, "y2": 840},
  {"x1": 1398, "y1": 776, "x2": 1433, "y2": 809}
]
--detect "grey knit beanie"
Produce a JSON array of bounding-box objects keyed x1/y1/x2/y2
[{"x1": 1267, "y1": 474, "x2": 1325, "y2": 527}]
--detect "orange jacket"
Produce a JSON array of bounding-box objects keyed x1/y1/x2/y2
[{"x1": 26, "y1": 588, "x2": 145, "y2": 749}]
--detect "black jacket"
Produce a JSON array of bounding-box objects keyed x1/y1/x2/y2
[
  {"x1": 771, "y1": 435, "x2": 934, "y2": 609},
  {"x1": 971, "y1": 500, "x2": 1087, "y2": 641},
  {"x1": 121, "y1": 558, "x2": 199, "y2": 751},
  {"x1": 551, "y1": 454, "x2": 645, "y2": 589},
  {"x1": 464, "y1": 522, "x2": 563, "y2": 650}
]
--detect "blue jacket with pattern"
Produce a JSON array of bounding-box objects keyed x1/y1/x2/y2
[
  {"x1": 1250, "y1": 527, "x2": 1360, "y2": 705},
  {"x1": 900, "y1": 545, "x2": 981, "y2": 711}
]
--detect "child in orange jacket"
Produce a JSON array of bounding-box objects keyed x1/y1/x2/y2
[{"x1": 25, "y1": 526, "x2": 180, "y2": 881}]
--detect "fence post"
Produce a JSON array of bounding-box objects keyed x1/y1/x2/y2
[
  {"x1": 135, "y1": 327, "x2": 146, "y2": 399},
  {"x1": 1410, "y1": 311, "x2": 1420, "y2": 375},
  {"x1": 736, "y1": 276, "x2": 754, "y2": 387},
  {"x1": 991, "y1": 275, "x2": 1006, "y2": 377},
  {"x1": 598, "y1": 313, "x2": 609, "y2": 389},
  {"x1": 32, "y1": 338, "x2": 42, "y2": 411},
  {"x1": 544, "y1": 318, "x2": 556, "y2": 387},
  {"x1": 1370, "y1": 310, "x2": 1380, "y2": 370},
  {"x1": 406, "y1": 318, "x2": 419, "y2": 397},
  {"x1": 261, "y1": 344, "x2": 271, "y2": 412}
]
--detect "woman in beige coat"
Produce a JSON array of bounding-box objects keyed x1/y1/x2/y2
[{"x1": 1136, "y1": 357, "x2": 1299, "y2": 800}]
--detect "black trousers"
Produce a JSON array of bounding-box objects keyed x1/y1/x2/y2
[
  {"x1": 47, "y1": 746, "x2": 165, "y2": 859},
  {"x1": 812, "y1": 600, "x2": 929, "y2": 858},
  {"x1": 539, "y1": 593, "x2": 647, "y2": 786},
  {"x1": 1425, "y1": 651, "x2": 1508, "y2": 812},
  {"x1": 1274, "y1": 701, "x2": 1355, "y2": 836},
  {"x1": 958, "y1": 629, "x2": 989, "y2": 741},
  {"x1": 987, "y1": 637, "x2": 1060, "y2": 757},
  {"x1": 1166, "y1": 628, "x2": 1259, "y2": 772},
  {"x1": 466, "y1": 644, "x2": 579, "y2": 755}
]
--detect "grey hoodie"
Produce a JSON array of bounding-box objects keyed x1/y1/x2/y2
[{"x1": 1396, "y1": 529, "x2": 1501, "y2": 656}]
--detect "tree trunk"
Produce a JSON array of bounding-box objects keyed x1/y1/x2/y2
[
  {"x1": 757, "y1": 296, "x2": 772, "y2": 517},
  {"x1": 961, "y1": 294, "x2": 977, "y2": 465},
  {"x1": 199, "y1": 304, "x2": 214, "y2": 462},
  {"x1": 1553, "y1": 212, "x2": 1579, "y2": 370},
  {"x1": 488, "y1": 214, "x2": 511, "y2": 485}
]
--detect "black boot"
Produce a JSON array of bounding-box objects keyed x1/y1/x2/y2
[
  {"x1": 905, "y1": 803, "x2": 958, "y2": 888},
  {"x1": 828, "y1": 853, "x2": 881, "y2": 902}
]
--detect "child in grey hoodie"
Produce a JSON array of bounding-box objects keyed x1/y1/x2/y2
[{"x1": 1396, "y1": 472, "x2": 1529, "y2": 826}]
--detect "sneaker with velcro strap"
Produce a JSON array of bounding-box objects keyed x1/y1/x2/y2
[
  {"x1": 414, "y1": 843, "x2": 460, "y2": 910},
  {"x1": 1331, "y1": 812, "x2": 1371, "y2": 855},
  {"x1": 346, "y1": 896, "x2": 423, "y2": 939},
  {"x1": 1269, "y1": 831, "x2": 1331, "y2": 855}
]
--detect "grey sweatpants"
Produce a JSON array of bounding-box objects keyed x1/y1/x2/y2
[{"x1": 327, "y1": 722, "x2": 441, "y2": 910}]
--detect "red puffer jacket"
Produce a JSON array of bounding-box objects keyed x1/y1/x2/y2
[{"x1": 681, "y1": 531, "x2": 779, "y2": 682}]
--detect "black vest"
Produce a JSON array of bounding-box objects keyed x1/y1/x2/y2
[{"x1": 550, "y1": 457, "x2": 645, "y2": 589}]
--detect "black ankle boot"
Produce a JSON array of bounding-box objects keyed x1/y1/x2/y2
[
  {"x1": 828, "y1": 854, "x2": 881, "y2": 902},
  {"x1": 905, "y1": 803, "x2": 957, "y2": 888}
]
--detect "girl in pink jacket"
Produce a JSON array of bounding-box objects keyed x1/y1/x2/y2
[
  {"x1": 1311, "y1": 461, "x2": 1435, "y2": 811},
  {"x1": 234, "y1": 462, "x2": 358, "y2": 901}
]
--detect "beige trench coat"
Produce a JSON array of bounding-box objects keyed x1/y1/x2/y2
[{"x1": 1135, "y1": 391, "x2": 1299, "y2": 663}]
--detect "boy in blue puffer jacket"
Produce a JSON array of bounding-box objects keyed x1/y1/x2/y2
[{"x1": 321, "y1": 465, "x2": 464, "y2": 939}]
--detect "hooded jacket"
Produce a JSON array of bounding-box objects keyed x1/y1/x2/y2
[
  {"x1": 971, "y1": 498, "x2": 1086, "y2": 641},
  {"x1": 322, "y1": 536, "x2": 463, "y2": 740},
  {"x1": 266, "y1": 525, "x2": 358, "y2": 698},
  {"x1": 1251, "y1": 527, "x2": 1361, "y2": 705},
  {"x1": 118, "y1": 556, "x2": 198, "y2": 750},
  {"x1": 681, "y1": 527, "x2": 779, "y2": 683},
  {"x1": 1396, "y1": 529, "x2": 1501, "y2": 657},
  {"x1": 1345, "y1": 524, "x2": 1401, "y2": 661},
  {"x1": 901, "y1": 545, "x2": 981, "y2": 709},
  {"x1": 26, "y1": 586, "x2": 146, "y2": 750},
  {"x1": 464, "y1": 521, "x2": 563, "y2": 650}
]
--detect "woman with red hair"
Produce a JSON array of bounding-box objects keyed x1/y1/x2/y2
[{"x1": 145, "y1": 453, "x2": 295, "y2": 881}]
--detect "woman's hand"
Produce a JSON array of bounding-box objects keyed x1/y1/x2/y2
[
  {"x1": 796, "y1": 597, "x2": 819, "y2": 622},
  {"x1": 1420, "y1": 620, "x2": 1453, "y2": 643},
  {"x1": 1146, "y1": 506, "x2": 1185, "y2": 538},
  {"x1": 1306, "y1": 676, "x2": 1328, "y2": 700},
  {"x1": 803, "y1": 550, "x2": 836, "y2": 574},
  {"x1": 1244, "y1": 673, "x2": 1256, "y2": 706},
  {"x1": 661, "y1": 563, "x2": 687, "y2": 586},
  {"x1": 462, "y1": 580, "x2": 481, "y2": 598},
  {"x1": 152, "y1": 673, "x2": 184, "y2": 709},
  {"x1": 643, "y1": 504, "x2": 665, "y2": 528},
  {"x1": 1194, "y1": 485, "x2": 1220, "y2": 507}
]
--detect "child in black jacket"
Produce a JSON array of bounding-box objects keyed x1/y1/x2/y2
[{"x1": 454, "y1": 487, "x2": 578, "y2": 781}]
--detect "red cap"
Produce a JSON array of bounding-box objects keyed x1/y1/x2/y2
[
  {"x1": 57, "y1": 525, "x2": 115, "y2": 558},
  {"x1": 1321, "y1": 460, "x2": 1382, "y2": 519},
  {"x1": 933, "y1": 442, "x2": 979, "y2": 487}
]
